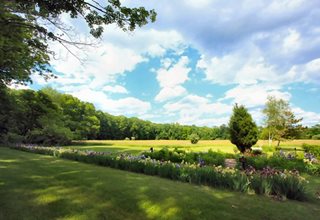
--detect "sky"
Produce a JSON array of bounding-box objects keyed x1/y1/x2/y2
[{"x1": 15, "y1": 0, "x2": 320, "y2": 127}]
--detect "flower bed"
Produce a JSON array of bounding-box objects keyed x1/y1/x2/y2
[
  {"x1": 144, "y1": 147, "x2": 320, "y2": 176},
  {"x1": 11, "y1": 145, "x2": 308, "y2": 201},
  {"x1": 143, "y1": 147, "x2": 235, "y2": 166}
]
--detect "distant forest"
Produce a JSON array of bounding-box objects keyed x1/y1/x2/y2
[{"x1": 0, "y1": 87, "x2": 319, "y2": 145}]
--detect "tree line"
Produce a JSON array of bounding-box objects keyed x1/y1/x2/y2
[
  {"x1": 1, "y1": 86, "x2": 319, "y2": 146},
  {"x1": 0, "y1": 86, "x2": 231, "y2": 145}
]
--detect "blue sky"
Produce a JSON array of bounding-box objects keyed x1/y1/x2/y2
[{"x1": 15, "y1": 0, "x2": 320, "y2": 126}]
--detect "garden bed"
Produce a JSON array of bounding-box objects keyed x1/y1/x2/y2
[{"x1": 11, "y1": 145, "x2": 310, "y2": 201}]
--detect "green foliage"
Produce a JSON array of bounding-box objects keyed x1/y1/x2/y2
[
  {"x1": 144, "y1": 148, "x2": 234, "y2": 166},
  {"x1": 312, "y1": 134, "x2": 320, "y2": 140},
  {"x1": 0, "y1": 87, "x2": 234, "y2": 145},
  {"x1": 269, "y1": 171, "x2": 307, "y2": 201},
  {"x1": 300, "y1": 124, "x2": 320, "y2": 139},
  {"x1": 189, "y1": 133, "x2": 200, "y2": 144},
  {"x1": 229, "y1": 104, "x2": 258, "y2": 153},
  {"x1": 263, "y1": 96, "x2": 303, "y2": 146},
  {"x1": 250, "y1": 175, "x2": 271, "y2": 195},
  {"x1": 302, "y1": 144, "x2": 320, "y2": 157},
  {"x1": 0, "y1": 0, "x2": 156, "y2": 85}
]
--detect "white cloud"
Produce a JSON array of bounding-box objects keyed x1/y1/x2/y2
[
  {"x1": 293, "y1": 107, "x2": 320, "y2": 126},
  {"x1": 222, "y1": 84, "x2": 291, "y2": 108},
  {"x1": 49, "y1": 42, "x2": 146, "y2": 88},
  {"x1": 163, "y1": 94, "x2": 232, "y2": 126},
  {"x1": 155, "y1": 56, "x2": 191, "y2": 102},
  {"x1": 197, "y1": 50, "x2": 279, "y2": 86},
  {"x1": 282, "y1": 29, "x2": 301, "y2": 53},
  {"x1": 70, "y1": 88, "x2": 151, "y2": 115},
  {"x1": 156, "y1": 56, "x2": 190, "y2": 88},
  {"x1": 102, "y1": 85, "x2": 128, "y2": 94},
  {"x1": 155, "y1": 86, "x2": 187, "y2": 102},
  {"x1": 287, "y1": 58, "x2": 320, "y2": 84}
]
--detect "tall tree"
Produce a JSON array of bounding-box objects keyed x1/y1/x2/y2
[
  {"x1": 229, "y1": 104, "x2": 258, "y2": 153},
  {"x1": 0, "y1": 0, "x2": 156, "y2": 85},
  {"x1": 262, "y1": 96, "x2": 303, "y2": 146}
]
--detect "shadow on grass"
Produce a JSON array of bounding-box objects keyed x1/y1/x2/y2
[{"x1": 0, "y1": 147, "x2": 319, "y2": 220}]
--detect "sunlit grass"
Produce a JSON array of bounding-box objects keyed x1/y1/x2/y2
[
  {"x1": 0, "y1": 147, "x2": 319, "y2": 220},
  {"x1": 68, "y1": 139, "x2": 320, "y2": 155}
]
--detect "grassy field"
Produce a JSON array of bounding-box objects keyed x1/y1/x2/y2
[
  {"x1": 0, "y1": 147, "x2": 319, "y2": 220},
  {"x1": 68, "y1": 139, "x2": 320, "y2": 155}
]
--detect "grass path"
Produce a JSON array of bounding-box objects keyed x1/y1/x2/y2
[{"x1": 1, "y1": 147, "x2": 320, "y2": 219}]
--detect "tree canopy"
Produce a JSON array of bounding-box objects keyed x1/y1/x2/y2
[
  {"x1": 229, "y1": 104, "x2": 258, "y2": 153},
  {"x1": 0, "y1": 87, "x2": 231, "y2": 145},
  {"x1": 262, "y1": 96, "x2": 303, "y2": 146},
  {"x1": 0, "y1": 0, "x2": 156, "y2": 85}
]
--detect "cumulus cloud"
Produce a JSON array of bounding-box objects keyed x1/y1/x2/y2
[
  {"x1": 222, "y1": 84, "x2": 291, "y2": 108},
  {"x1": 71, "y1": 88, "x2": 151, "y2": 115},
  {"x1": 287, "y1": 58, "x2": 320, "y2": 84},
  {"x1": 155, "y1": 86, "x2": 187, "y2": 102},
  {"x1": 102, "y1": 85, "x2": 129, "y2": 94},
  {"x1": 155, "y1": 56, "x2": 191, "y2": 102},
  {"x1": 163, "y1": 95, "x2": 232, "y2": 126},
  {"x1": 293, "y1": 107, "x2": 320, "y2": 126}
]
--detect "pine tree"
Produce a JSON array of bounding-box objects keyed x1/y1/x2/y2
[{"x1": 229, "y1": 104, "x2": 258, "y2": 153}]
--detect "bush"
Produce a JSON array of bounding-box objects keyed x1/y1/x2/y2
[
  {"x1": 251, "y1": 147, "x2": 263, "y2": 155},
  {"x1": 2, "y1": 132, "x2": 24, "y2": 144},
  {"x1": 144, "y1": 148, "x2": 233, "y2": 167},
  {"x1": 302, "y1": 144, "x2": 320, "y2": 157},
  {"x1": 245, "y1": 154, "x2": 307, "y2": 174},
  {"x1": 312, "y1": 134, "x2": 320, "y2": 140},
  {"x1": 189, "y1": 133, "x2": 199, "y2": 144},
  {"x1": 124, "y1": 137, "x2": 130, "y2": 140}
]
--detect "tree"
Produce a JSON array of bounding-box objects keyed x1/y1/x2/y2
[
  {"x1": 0, "y1": 0, "x2": 156, "y2": 85},
  {"x1": 189, "y1": 133, "x2": 200, "y2": 144},
  {"x1": 229, "y1": 104, "x2": 258, "y2": 153},
  {"x1": 263, "y1": 96, "x2": 303, "y2": 146}
]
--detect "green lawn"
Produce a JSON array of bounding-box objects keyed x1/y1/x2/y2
[
  {"x1": 0, "y1": 147, "x2": 319, "y2": 220},
  {"x1": 68, "y1": 139, "x2": 320, "y2": 155}
]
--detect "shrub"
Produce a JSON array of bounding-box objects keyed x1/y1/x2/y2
[
  {"x1": 3, "y1": 132, "x2": 24, "y2": 144},
  {"x1": 251, "y1": 147, "x2": 263, "y2": 155},
  {"x1": 189, "y1": 133, "x2": 200, "y2": 144},
  {"x1": 312, "y1": 134, "x2": 320, "y2": 140},
  {"x1": 302, "y1": 144, "x2": 320, "y2": 157},
  {"x1": 250, "y1": 175, "x2": 271, "y2": 195},
  {"x1": 124, "y1": 137, "x2": 130, "y2": 140},
  {"x1": 229, "y1": 104, "x2": 258, "y2": 153},
  {"x1": 269, "y1": 171, "x2": 307, "y2": 201}
]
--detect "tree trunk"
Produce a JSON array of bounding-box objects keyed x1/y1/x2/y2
[{"x1": 268, "y1": 130, "x2": 271, "y2": 146}]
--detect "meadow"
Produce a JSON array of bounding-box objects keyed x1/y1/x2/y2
[
  {"x1": 69, "y1": 139, "x2": 320, "y2": 154},
  {"x1": 0, "y1": 147, "x2": 319, "y2": 220}
]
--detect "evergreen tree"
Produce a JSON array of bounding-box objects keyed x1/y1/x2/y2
[{"x1": 229, "y1": 104, "x2": 258, "y2": 153}]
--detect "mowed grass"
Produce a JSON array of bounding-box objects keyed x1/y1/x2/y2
[
  {"x1": 68, "y1": 139, "x2": 320, "y2": 155},
  {"x1": 0, "y1": 147, "x2": 319, "y2": 220}
]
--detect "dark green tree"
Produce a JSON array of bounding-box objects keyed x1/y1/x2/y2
[{"x1": 229, "y1": 104, "x2": 258, "y2": 153}]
